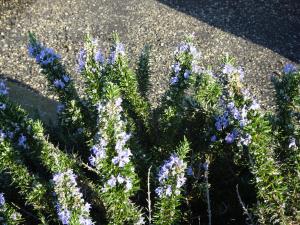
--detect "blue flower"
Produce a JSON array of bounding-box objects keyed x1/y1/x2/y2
[
  {"x1": 186, "y1": 166, "x2": 194, "y2": 176},
  {"x1": 125, "y1": 178, "x2": 133, "y2": 191},
  {"x1": 0, "y1": 193, "x2": 5, "y2": 207},
  {"x1": 215, "y1": 114, "x2": 229, "y2": 131},
  {"x1": 91, "y1": 145, "x2": 106, "y2": 159},
  {"x1": 176, "y1": 174, "x2": 186, "y2": 188},
  {"x1": 227, "y1": 102, "x2": 235, "y2": 110},
  {"x1": 18, "y1": 134, "x2": 27, "y2": 148},
  {"x1": 177, "y1": 43, "x2": 189, "y2": 53},
  {"x1": 28, "y1": 44, "x2": 39, "y2": 57},
  {"x1": 155, "y1": 187, "x2": 163, "y2": 198},
  {"x1": 95, "y1": 49, "x2": 105, "y2": 64},
  {"x1": 165, "y1": 185, "x2": 172, "y2": 196},
  {"x1": 77, "y1": 48, "x2": 87, "y2": 72},
  {"x1": 62, "y1": 75, "x2": 70, "y2": 83},
  {"x1": 210, "y1": 135, "x2": 217, "y2": 142},
  {"x1": 107, "y1": 175, "x2": 117, "y2": 187},
  {"x1": 108, "y1": 43, "x2": 125, "y2": 64},
  {"x1": 170, "y1": 76, "x2": 179, "y2": 85},
  {"x1": 222, "y1": 64, "x2": 235, "y2": 74},
  {"x1": 53, "y1": 79, "x2": 65, "y2": 89},
  {"x1": 115, "y1": 43, "x2": 125, "y2": 56},
  {"x1": 232, "y1": 107, "x2": 241, "y2": 120},
  {"x1": 27, "y1": 41, "x2": 43, "y2": 58},
  {"x1": 225, "y1": 129, "x2": 239, "y2": 144},
  {"x1": 88, "y1": 156, "x2": 96, "y2": 167},
  {"x1": 283, "y1": 64, "x2": 297, "y2": 74},
  {"x1": 172, "y1": 62, "x2": 181, "y2": 74},
  {"x1": 0, "y1": 130, "x2": 7, "y2": 142},
  {"x1": 108, "y1": 51, "x2": 116, "y2": 64},
  {"x1": 79, "y1": 216, "x2": 94, "y2": 225},
  {"x1": 0, "y1": 103, "x2": 6, "y2": 110},
  {"x1": 156, "y1": 153, "x2": 187, "y2": 198},
  {"x1": 57, "y1": 207, "x2": 71, "y2": 225},
  {"x1": 53, "y1": 170, "x2": 94, "y2": 225},
  {"x1": 112, "y1": 149, "x2": 132, "y2": 167},
  {"x1": 36, "y1": 47, "x2": 61, "y2": 66},
  {"x1": 183, "y1": 70, "x2": 191, "y2": 79},
  {"x1": 117, "y1": 174, "x2": 125, "y2": 184},
  {"x1": 0, "y1": 80, "x2": 9, "y2": 96},
  {"x1": 237, "y1": 67, "x2": 244, "y2": 80}
]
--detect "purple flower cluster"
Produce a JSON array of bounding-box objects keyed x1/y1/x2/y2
[
  {"x1": 174, "y1": 42, "x2": 201, "y2": 60},
  {"x1": 227, "y1": 102, "x2": 249, "y2": 128},
  {"x1": 105, "y1": 174, "x2": 133, "y2": 191},
  {"x1": 112, "y1": 148, "x2": 132, "y2": 168},
  {"x1": 215, "y1": 112, "x2": 229, "y2": 131},
  {"x1": 37, "y1": 48, "x2": 61, "y2": 65},
  {"x1": 53, "y1": 75, "x2": 70, "y2": 90},
  {"x1": 170, "y1": 42, "x2": 202, "y2": 85},
  {"x1": 0, "y1": 193, "x2": 5, "y2": 207},
  {"x1": 225, "y1": 129, "x2": 239, "y2": 144},
  {"x1": 90, "y1": 96, "x2": 137, "y2": 194},
  {"x1": 56, "y1": 205, "x2": 71, "y2": 225},
  {"x1": 108, "y1": 42, "x2": 125, "y2": 64},
  {"x1": 213, "y1": 98, "x2": 258, "y2": 145},
  {"x1": 0, "y1": 102, "x2": 6, "y2": 110},
  {"x1": 170, "y1": 76, "x2": 179, "y2": 85},
  {"x1": 222, "y1": 64, "x2": 244, "y2": 81},
  {"x1": 53, "y1": 169, "x2": 94, "y2": 225},
  {"x1": 89, "y1": 139, "x2": 107, "y2": 167},
  {"x1": 0, "y1": 130, "x2": 6, "y2": 142},
  {"x1": 95, "y1": 49, "x2": 105, "y2": 64},
  {"x1": 0, "y1": 129, "x2": 14, "y2": 142},
  {"x1": 28, "y1": 42, "x2": 42, "y2": 58},
  {"x1": 112, "y1": 130, "x2": 132, "y2": 168},
  {"x1": 18, "y1": 134, "x2": 27, "y2": 149},
  {"x1": 0, "y1": 80, "x2": 9, "y2": 96},
  {"x1": 53, "y1": 79, "x2": 65, "y2": 89},
  {"x1": 28, "y1": 42, "x2": 61, "y2": 66},
  {"x1": 77, "y1": 48, "x2": 87, "y2": 72},
  {"x1": 155, "y1": 154, "x2": 187, "y2": 198},
  {"x1": 283, "y1": 64, "x2": 297, "y2": 74}
]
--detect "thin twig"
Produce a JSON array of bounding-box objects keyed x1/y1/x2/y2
[
  {"x1": 236, "y1": 184, "x2": 255, "y2": 225},
  {"x1": 147, "y1": 166, "x2": 152, "y2": 224},
  {"x1": 204, "y1": 159, "x2": 211, "y2": 225},
  {"x1": 80, "y1": 161, "x2": 101, "y2": 175}
]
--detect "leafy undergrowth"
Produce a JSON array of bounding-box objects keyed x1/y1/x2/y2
[{"x1": 0, "y1": 32, "x2": 299, "y2": 225}]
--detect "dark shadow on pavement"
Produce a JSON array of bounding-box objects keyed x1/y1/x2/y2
[
  {"x1": 158, "y1": 0, "x2": 300, "y2": 63},
  {"x1": 0, "y1": 74, "x2": 58, "y2": 127}
]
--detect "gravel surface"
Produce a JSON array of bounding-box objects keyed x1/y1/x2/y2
[{"x1": 0, "y1": 0, "x2": 299, "y2": 109}]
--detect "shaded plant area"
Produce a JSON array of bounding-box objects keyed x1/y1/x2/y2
[{"x1": 0, "y1": 32, "x2": 299, "y2": 225}]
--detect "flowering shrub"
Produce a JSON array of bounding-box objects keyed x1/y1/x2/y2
[{"x1": 0, "y1": 32, "x2": 299, "y2": 225}]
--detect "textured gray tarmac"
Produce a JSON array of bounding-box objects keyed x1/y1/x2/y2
[{"x1": 0, "y1": 0, "x2": 299, "y2": 109}]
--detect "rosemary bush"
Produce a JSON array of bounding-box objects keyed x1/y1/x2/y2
[{"x1": 0, "y1": 32, "x2": 299, "y2": 225}]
